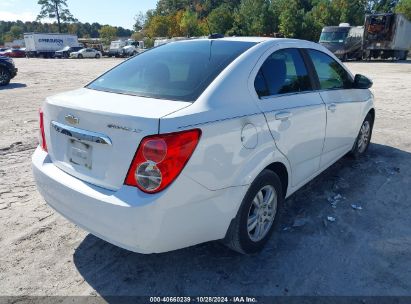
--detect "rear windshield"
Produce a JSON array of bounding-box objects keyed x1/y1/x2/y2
[{"x1": 88, "y1": 40, "x2": 256, "y2": 102}]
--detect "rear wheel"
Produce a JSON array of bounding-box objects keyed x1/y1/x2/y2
[
  {"x1": 350, "y1": 113, "x2": 373, "y2": 158},
  {"x1": 0, "y1": 67, "x2": 11, "y2": 86},
  {"x1": 224, "y1": 169, "x2": 284, "y2": 254}
]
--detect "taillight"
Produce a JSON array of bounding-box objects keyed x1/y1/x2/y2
[
  {"x1": 125, "y1": 129, "x2": 201, "y2": 193},
  {"x1": 39, "y1": 108, "x2": 47, "y2": 152}
]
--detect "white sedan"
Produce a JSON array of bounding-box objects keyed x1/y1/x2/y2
[
  {"x1": 32, "y1": 37, "x2": 374, "y2": 254},
  {"x1": 70, "y1": 48, "x2": 102, "y2": 59}
]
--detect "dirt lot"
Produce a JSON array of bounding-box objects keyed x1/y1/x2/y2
[{"x1": 0, "y1": 58, "x2": 410, "y2": 297}]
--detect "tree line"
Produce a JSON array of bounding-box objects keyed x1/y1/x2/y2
[
  {"x1": 1, "y1": 0, "x2": 410, "y2": 46},
  {"x1": 137, "y1": 0, "x2": 411, "y2": 41}
]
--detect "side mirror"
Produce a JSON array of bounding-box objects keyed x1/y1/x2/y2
[{"x1": 353, "y1": 74, "x2": 373, "y2": 89}]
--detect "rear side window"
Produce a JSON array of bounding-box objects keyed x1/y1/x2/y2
[
  {"x1": 307, "y1": 49, "x2": 353, "y2": 90},
  {"x1": 255, "y1": 48, "x2": 312, "y2": 98},
  {"x1": 88, "y1": 40, "x2": 256, "y2": 102}
]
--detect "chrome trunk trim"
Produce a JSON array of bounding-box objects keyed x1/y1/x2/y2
[{"x1": 51, "y1": 121, "x2": 112, "y2": 145}]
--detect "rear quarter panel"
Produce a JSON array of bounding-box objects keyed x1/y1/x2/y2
[{"x1": 160, "y1": 40, "x2": 292, "y2": 192}]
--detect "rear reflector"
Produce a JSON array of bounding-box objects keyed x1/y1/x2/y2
[
  {"x1": 125, "y1": 129, "x2": 201, "y2": 193},
  {"x1": 39, "y1": 108, "x2": 47, "y2": 152}
]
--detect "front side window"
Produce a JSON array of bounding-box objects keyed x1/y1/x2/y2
[
  {"x1": 254, "y1": 48, "x2": 312, "y2": 98},
  {"x1": 88, "y1": 40, "x2": 256, "y2": 102},
  {"x1": 319, "y1": 31, "x2": 348, "y2": 43},
  {"x1": 308, "y1": 49, "x2": 353, "y2": 90}
]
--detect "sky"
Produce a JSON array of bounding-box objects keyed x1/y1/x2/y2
[{"x1": 0, "y1": 0, "x2": 158, "y2": 30}]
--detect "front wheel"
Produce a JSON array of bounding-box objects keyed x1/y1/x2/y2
[
  {"x1": 95, "y1": 54, "x2": 101, "y2": 59},
  {"x1": 350, "y1": 114, "x2": 373, "y2": 158},
  {"x1": 0, "y1": 67, "x2": 11, "y2": 86},
  {"x1": 78, "y1": 54, "x2": 83, "y2": 59},
  {"x1": 223, "y1": 170, "x2": 284, "y2": 254}
]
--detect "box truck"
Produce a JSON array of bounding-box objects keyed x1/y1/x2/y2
[{"x1": 24, "y1": 33, "x2": 80, "y2": 58}]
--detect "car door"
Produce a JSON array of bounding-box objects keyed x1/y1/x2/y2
[
  {"x1": 305, "y1": 49, "x2": 363, "y2": 168},
  {"x1": 86, "y1": 49, "x2": 94, "y2": 58},
  {"x1": 253, "y1": 48, "x2": 327, "y2": 188}
]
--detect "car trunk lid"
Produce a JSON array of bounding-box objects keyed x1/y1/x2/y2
[{"x1": 43, "y1": 88, "x2": 190, "y2": 190}]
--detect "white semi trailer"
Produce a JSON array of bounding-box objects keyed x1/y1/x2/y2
[
  {"x1": 363, "y1": 13, "x2": 411, "y2": 60},
  {"x1": 24, "y1": 33, "x2": 80, "y2": 58}
]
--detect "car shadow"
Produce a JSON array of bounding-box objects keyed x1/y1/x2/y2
[
  {"x1": 73, "y1": 143, "x2": 411, "y2": 297},
  {"x1": 0, "y1": 83, "x2": 27, "y2": 90}
]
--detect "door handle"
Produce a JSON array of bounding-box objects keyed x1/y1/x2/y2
[
  {"x1": 328, "y1": 104, "x2": 337, "y2": 112},
  {"x1": 275, "y1": 111, "x2": 292, "y2": 121}
]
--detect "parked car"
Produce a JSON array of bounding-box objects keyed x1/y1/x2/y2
[
  {"x1": 0, "y1": 48, "x2": 26, "y2": 58},
  {"x1": 0, "y1": 48, "x2": 9, "y2": 52},
  {"x1": 32, "y1": 38, "x2": 375, "y2": 254},
  {"x1": 0, "y1": 56, "x2": 18, "y2": 86},
  {"x1": 55, "y1": 46, "x2": 83, "y2": 58},
  {"x1": 70, "y1": 48, "x2": 102, "y2": 59}
]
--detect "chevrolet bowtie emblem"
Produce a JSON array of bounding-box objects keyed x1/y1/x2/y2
[{"x1": 65, "y1": 114, "x2": 79, "y2": 125}]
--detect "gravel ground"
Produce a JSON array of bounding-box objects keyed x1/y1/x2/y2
[{"x1": 0, "y1": 58, "x2": 410, "y2": 297}]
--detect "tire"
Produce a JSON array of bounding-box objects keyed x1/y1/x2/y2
[
  {"x1": 0, "y1": 67, "x2": 11, "y2": 86},
  {"x1": 78, "y1": 54, "x2": 83, "y2": 59},
  {"x1": 400, "y1": 51, "x2": 408, "y2": 61},
  {"x1": 350, "y1": 113, "x2": 374, "y2": 159},
  {"x1": 95, "y1": 54, "x2": 101, "y2": 59},
  {"x1": 223, "y1": 169, "x2": 284, "y2": 254}
]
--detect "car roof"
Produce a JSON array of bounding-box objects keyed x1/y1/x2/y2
[{"x1": 174, "y1": 36, "x2": 321, "y2": 48}]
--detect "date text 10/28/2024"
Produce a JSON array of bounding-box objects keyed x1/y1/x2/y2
[{"x1": 149, "y1": 297, "x2": 258, "y2": 303}]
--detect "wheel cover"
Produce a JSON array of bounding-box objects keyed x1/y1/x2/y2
[
  {"x1": 247, "y1": 185, "x2": 277, "y2": 242},
  {"x1": 357, "y1": 120, "x2": 371, "y2": 153},
  {"x1": 0, "y1": 69, "x2": 9, "y2": 84}
]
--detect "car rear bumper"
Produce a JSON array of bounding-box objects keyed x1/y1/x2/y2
[{"x1": 32, "y1": 147, "x2": 247, "y2": 253}]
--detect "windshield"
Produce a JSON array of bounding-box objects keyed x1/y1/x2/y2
[
  {"x1": 88, "y1": 40, "x2": 256, "y2": 102},
  {"x1": 320, "y1": 31, "x2": 348, "y2": 43}
]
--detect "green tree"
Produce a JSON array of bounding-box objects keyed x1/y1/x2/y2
[
  {"x1": 207, "y1": 3, "x2": 234, "y2": 34},
  {"x1": 156, "y1": 0, "x2": 189, "y2": 15},
  {"x1": 273, "y1": 0, "x2": 305, "y2": 38},
  {"x1": 9, "y1": 25, "x2": 23, "y2": 39},
  {"x1": 368, "y1": 0, "x2": 400, "y2": 12},
  {"x1": 134, "y1": 11, "x2": 146, "y2": 31},
  {"x1": 180, "y1": 10, "x2": 200, "y2": 36},
  {"x1": 231, "y1": 0, "x2": 274, "y2": 35},
  {"x1": 99, "y1": 25, "x2": 117, "y2": 45},
  {"x1": 395, "y1": 0, "x2": 411, "y2": 18},
  {"x1": 146, "y1": 15, "x2": 171, "y2": 37},
  {"x1": 37, "y1": 0, "x2": 77, "y2": 33},
  {"x1": 332, "y1": 0, "x2": 368, "y2": 25}
]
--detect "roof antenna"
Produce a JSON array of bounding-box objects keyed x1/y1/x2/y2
[{"x1": 205, "y1": 18, "x2": 224, "y2": 39}]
